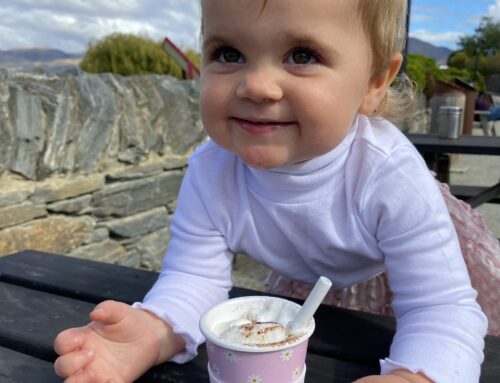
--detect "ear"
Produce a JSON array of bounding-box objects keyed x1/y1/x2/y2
[{"x1": 358, "y1": 52, "x2": 403, "y2": 115}]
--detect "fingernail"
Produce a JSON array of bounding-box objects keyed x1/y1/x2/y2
[{"x1": 91, "y1": 308, "x2": 104, "y2": 316}]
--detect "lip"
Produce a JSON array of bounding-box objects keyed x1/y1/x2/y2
[{"x1": 232, "y1": 117, "x2": 295, "y2": 135}]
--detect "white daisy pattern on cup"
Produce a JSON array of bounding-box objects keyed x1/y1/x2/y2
[
  {"x1": 292, "y1": 366, "x2": 302, "y2": 378},
  {"x1": 280, "y1": 349, "x2": 293, "y2": 361},
  {"x1": 247, "y1": 373, "x2": 263, "y2": 383},
  {"x1": 224, "y1": 349, "x2": 239, "y2": 362}
]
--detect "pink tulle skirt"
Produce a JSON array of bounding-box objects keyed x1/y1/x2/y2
[{"x1": 265, "y1": 181, "x2": 500, "y2": 336}]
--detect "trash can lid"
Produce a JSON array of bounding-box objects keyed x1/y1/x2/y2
[{"x1": 439, "y1": 105, "x2": 463, "y2": 113}]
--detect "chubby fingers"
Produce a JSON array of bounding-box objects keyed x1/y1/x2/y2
[
  {"x1": 54, "y1": 348, "x2": 94, "y2": 378},
  {"x1": 89, "y1": 300, "x2": 129, "y2": 325},
  {"x1": 63, "y1": 367, "x2": 96, "y2": 383},
  {"x1": 54, "y1": 329, "x2": 86, "y2": 356}
]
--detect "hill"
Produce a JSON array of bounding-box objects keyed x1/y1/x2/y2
[
  {"x1": 0, "y1": 48, "x2": 83, "y2": 74},
  {"x1": 407, "y1": 37, "x2": 453, "y2": 65}
]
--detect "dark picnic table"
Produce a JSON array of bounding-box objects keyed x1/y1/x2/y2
[
  {"x1": 1, "y1": 250, "x2": 499, "y2": 382},
  {"x1": 407, "y1": 134, "x2": 500, "y2": 208}
]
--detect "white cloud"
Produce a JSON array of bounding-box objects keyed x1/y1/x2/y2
[
  {"x1": 0, "y1": 0, "x2": 201, "y2": 53},
  {"x1": 410, "y1": 29, "x2": 464, "y2": 49},
  {"x1": 488, "y1": 0, "x2": 500, "y2": 20}
]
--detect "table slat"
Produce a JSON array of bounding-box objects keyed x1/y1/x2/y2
[
  {"x1": 407, "y1": 134, "x2": 500, "y2": 155},
  {"x1": 0, "y1": 346, "x2": 61, "y2": 383},
  {"x1": 0, "y1": 282, "x2": 94, "y2": 361},
  {"x1": 0, "y1": 250, "x2": 158, "y2": 304}
]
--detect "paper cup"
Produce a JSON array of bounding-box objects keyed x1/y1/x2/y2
[{"x1": 200, "y1": 296, "x2": 315, "y2": 383}]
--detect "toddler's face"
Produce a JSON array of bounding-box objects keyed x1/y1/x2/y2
[{"x1": 200, "y1": 0, "x2": 381, "y2": 169}]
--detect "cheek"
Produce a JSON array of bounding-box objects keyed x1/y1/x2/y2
[
  {"x1": 199, "y1": 81, "x2": 220, "y2": 128},
  {"x1": 199, "y1": 79, "x2": 212, "y2": 115},
  {"x1": 199, "y1": 80, "x2": 229, "y2": 145},
  {"x1": 200, "y1": 77, "x2": 228, "y2": 118},
  {"x1": 293, "y1": 86, "x2": 358, "y2": 145}
]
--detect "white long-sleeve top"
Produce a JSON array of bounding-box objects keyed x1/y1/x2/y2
[{"x1": 136, "y1": 115, "x2": 487, "y2": 383}]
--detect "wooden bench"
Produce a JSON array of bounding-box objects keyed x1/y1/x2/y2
[{"x1": 451, "y1": 184, "x2": 500, "y2": 207}]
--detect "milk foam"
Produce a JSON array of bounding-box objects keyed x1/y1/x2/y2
[{"x1": 213, "y1": 298, "x2": 306, "y2": 347}]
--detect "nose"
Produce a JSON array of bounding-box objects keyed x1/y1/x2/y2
[{"x1": 235, "y1": 67, "x2": 283, "y2": 103}]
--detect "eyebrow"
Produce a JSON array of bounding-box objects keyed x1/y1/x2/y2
[{"x1": 202, "y1": 35, "x2": 226, "y2": 51}]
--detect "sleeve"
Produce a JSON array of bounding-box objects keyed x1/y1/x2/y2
[
  {"x1": 359, "y1": 147, "x2": 488, "y2": 383},
  {"x1": 133, "y1": 163, "x2": 234, "y2": 363}
]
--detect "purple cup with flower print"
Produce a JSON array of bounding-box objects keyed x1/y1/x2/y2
[{"x1": 199, "y1": 296, "x2": 315, "y2": 383}]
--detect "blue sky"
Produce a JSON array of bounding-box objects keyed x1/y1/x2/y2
[
  {"x1": 410, "y1": 0, "x2": 500, "y2": 49},
  {"x1": 0, "y1": 1, "x2": 499, "y2": 54}
]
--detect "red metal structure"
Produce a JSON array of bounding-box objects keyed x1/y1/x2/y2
[{"x1": 162, "y1": 37, "x2": 200, "y2": 80}]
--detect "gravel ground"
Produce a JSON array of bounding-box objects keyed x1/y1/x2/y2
[
  {"x1": 232, "y1": 132, "x2": 500, "y2": 290},
  {"x1": 450, "y1": 153, "x2": 500, "y2": 238},
  {"x1": 232, "y1": 254, "x2": 270, "y2": 291}
]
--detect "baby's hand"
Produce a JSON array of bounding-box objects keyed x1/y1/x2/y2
[
  {"x1": 354, "y1": 370, "x2": 433, "y2": 383},
  {"x1": 53, "y1": 300, "x2": 184, "y2": 383}
]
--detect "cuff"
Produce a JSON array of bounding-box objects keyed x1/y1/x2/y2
[
  {"x1": 132, "y1": 302, "x2": 204, "y2": 364},
  {"x1": 380, "y1": 358, "x2": 420, "y2": 375}
]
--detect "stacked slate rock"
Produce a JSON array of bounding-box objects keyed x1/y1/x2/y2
[{"x1": 0, "y1": 70, "x2": 205, "y2": 271}]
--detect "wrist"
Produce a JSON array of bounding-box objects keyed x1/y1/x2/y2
[
  {"x1": 139, "y1": 309, "x2": 186, "y2": 365},
  {"x1": 388, "y1": 369, "x2": 434, "y2": 383}
]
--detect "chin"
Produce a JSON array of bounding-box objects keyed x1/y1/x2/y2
[
  {"x1": 239, "y1": 154, "x2": 286, "y2": 170},
  {"x1": 242, "y1": 159, "x2": 279, "y2": 170},
  {"x1": 233, "y1": 145, "x2": 298, "y2": 169}
]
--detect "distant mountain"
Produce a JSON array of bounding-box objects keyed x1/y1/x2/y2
[
  {"x1": 0, "y1": 48, "x2": 83, "y2": 74},
  {"x1": 407, "y1": 37, "x2": 453, "y2": 65}
]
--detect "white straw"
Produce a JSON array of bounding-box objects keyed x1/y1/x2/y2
[{"x1": 286, "y1": 276, "x2": 332, "y2": 335}]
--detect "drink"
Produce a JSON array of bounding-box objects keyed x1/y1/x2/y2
[{"x1": 199, "y1": 296, "x2": 315, "y2": 383}]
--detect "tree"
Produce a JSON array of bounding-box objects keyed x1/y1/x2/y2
[
  {"x1": 80, "y1": 33, "x2": 200, "y2": 79},
  {"x1": 451, "y1": 17, "x2": 500, "y2": 80}
]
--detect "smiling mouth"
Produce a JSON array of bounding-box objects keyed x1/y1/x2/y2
[{"x1": 232, "y1": 117, "x2": 295, "y2": 135}]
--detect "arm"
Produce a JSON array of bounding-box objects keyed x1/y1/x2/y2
[
  {"x1": 134, "y1": 160, "x2": 234, "y2": 362},
  {"x1": 359, "y1": 147, "x2": 487, "y2": 383}
]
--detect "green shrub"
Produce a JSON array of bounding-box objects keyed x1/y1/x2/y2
[
  {"x1": 406, "y1": 53, "x2": 485, "y2": 96},
  {"x1": 406, "y1": 54, "x2": 444, "y2": 98},
  {"x1": 80, "y1": 33, "x2": 200, "y2": 79}
]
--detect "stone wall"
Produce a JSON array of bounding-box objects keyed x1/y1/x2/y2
[
  {"x1": 393, "y1": 92, "x2": 430, "y2": 134},
  {"x1": 0, "y1": 71, "x2": 205, "y2": 270}
]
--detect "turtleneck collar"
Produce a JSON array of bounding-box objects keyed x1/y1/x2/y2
[{"x1": 245, "y1": 116, "x2": 359, "y2": 203}]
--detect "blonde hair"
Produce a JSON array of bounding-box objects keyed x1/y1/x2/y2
[{"x1": 356, "y1": 0, "x2": 415, "y2": 120}]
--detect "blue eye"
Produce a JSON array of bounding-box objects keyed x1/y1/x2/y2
[
  {"x1": 287, "y1": 48, "x2": 318, "y2": 65},
  {"x1": 215, "y1": 47, "x2": 244, "y2": 64}
]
